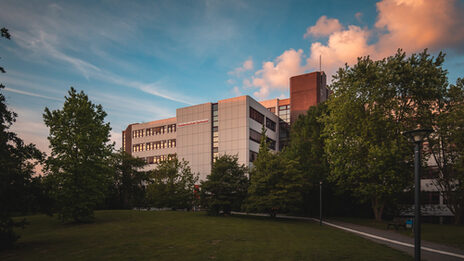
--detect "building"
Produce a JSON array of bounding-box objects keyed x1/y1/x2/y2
[{"x1": 122, "y1": 71, "x2": 328, "y2": 180}]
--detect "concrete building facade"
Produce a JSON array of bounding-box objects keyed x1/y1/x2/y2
[{"x1": 122, "y1": 71, "x2": 328, "y2": 180}]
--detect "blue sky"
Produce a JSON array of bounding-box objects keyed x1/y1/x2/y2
[{"x1": 1, "y1": 0, "x2": 464, "y2": 153}]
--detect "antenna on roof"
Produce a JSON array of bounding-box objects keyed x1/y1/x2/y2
[{"x1": 319, "y1": 55, "x2": 322, "y2": 72}]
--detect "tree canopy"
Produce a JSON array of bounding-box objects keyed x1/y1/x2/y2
[
  {"x1": 429, "y1": 77, "x2": 464, "y2": 223},
  {"x1": 323, "y1": 49, "x2": 449, "y2": 220},
  {"x1": 283, "y1": 103, "x2": 329, "y2": 215},
  {"x1": 106, "y1": 149, "x2": 149, "y2": 209},
  {"x1": 43, "y1": 87, "x2": 113, "y2": 223},
  {"x1": 1, "y1": 27, "x2": 43, "y2": 248},
  {"x1": 201, "y1": 154, "x2": 249, "y2": 215},
  {"x1": 245, "y1": 126, "x2": 304, "y2": 217},
  {"x1": 146, "y1": 157, "x2": 198, "y2": 210}
]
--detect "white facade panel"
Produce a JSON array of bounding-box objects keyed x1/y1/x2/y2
[{"x1": 176, "y1": 103, "x2": 212, "y2": 181}]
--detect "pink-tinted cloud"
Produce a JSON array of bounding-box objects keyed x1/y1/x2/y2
[
  {"x1": 308, "y1": 0, "x2": 464, "y2": 80},
  {"x1": 374, "y1": 0, "x2": 464, "y2": 55},
  {"x1": 304, "y1": 16, "x2": 343, "y2": 38},
  {"x1": 251, "y1": 49, "x2": 305, "y2": 99},
  {"x1": 307, "y1": 25, "x2": 375, "y2": 75},
  {"x1": 237, "y1": 0, "x2": 464, "y2": 100}
]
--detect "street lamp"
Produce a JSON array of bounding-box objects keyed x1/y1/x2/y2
[
  {"x1": 403, "y1": 128, "x2": 433, "y2": 261},
  {"x1": 320, "y1": 181, "x2": 322, "y2": 226}
]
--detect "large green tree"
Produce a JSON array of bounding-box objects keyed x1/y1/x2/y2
[
  {"x1": 146, "y1": 157, "x2": 198, "y2": 210},
  {"x1": 43, "y1": 87, "x2": 113, "y2": 223},
  {"x1": 245, "y1": 127, "x2": 304, "y2": 217},
  {"x1": 283, "y1": 103, "x2": 329, "y2": 215},
  {"x1": 323, "y1": 49, "x2": 447, "y2": 220},
  {"x1": 201, "y1": 154, "x2": 249, "y2": 215},
  {"x1": 1, "y1": 27, "x2": 43, "y2": 248},
  {"x1": 429, "y1": 78, "x2": 464, "y2": 224},
  {"x1": 106, "y1": 150, "x2": 149, "y2": 209}
]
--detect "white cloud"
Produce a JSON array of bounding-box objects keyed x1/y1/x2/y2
[
  {"x1": 4, "y1": 87, "x2": 62, "y2": 101},
  {"x1": 304, "y1": 16, "x2": 343, "y2": 38},
  {"x1": 110, "y1": 130, "x2": 122, "y2": 151},
  {"x1": 10, "y1": 107, "x2": 51, "y2": 155},
  {"x1": 228, "y1": 57, "x2": 254, "y2": 76},
  {"x1": 232, "y1": 86, "x2": 241, "y2": 96}
]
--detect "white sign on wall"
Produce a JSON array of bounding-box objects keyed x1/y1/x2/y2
[{"x1": 177, "y1": 119, "x2": 209, "y2": 127}]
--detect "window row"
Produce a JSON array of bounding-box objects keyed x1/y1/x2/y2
[
  {"x1": 133, "y1": 124, "x2": 177, "y2": 138},
  {"x1": 250, "y1": 107, "x2": 264, "y2": 125},
  {"x1": 278, "y1": 105, "x2": 290, "y2": 123},
  {"x1": 266, "y1": 118, "x2": 276, "y2": 131},
  {"x1": 249, "y1": 128, "x2": 276, "y2": 150},
  {"x1": 250, "y1": 107, "x2": 277, "y2": 132},
  {"x1": 212, "y1": 103, "x2": 218, "y2": 162},
  {"x1": 132, "y1": 139, "x2": 176, "y2": 152},
  {"x1": 144, "y1": 154, "x2": 176, "y2": 164}
]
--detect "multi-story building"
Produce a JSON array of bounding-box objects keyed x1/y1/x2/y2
[{"x1": 122, "y1": 71, "x2": 328, "y2": 180}]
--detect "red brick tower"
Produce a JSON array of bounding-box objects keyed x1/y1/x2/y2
[{"x1": 289, "y1": 71, "x2": 327, "y2": 124}]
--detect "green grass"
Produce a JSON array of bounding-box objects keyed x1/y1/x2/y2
[
  {"x1": 1, "y1": 210, "x2": 412, "y2": 261},
  {"x1": 334, "y1": 217, "x2": 464, "y2": 250}
]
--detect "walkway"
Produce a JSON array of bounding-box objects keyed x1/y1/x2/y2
[{"x1": 231, "y1": 212, "x2": 464, "y2": 261}]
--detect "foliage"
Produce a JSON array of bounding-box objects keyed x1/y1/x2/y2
[
  {"x1": 201, "y1": 154, "x2": 249, "y2": 215},
  {"x1": 43, "y1": 87, "x2": 113, "y2": 223},
  {"x1": 322, "y1": 49, "x2": 447, "y2": 220},
  {"x1": 429, "y1": 77, "x2": 464, "y2": 224},
  {"x1": 245, "y1": 126, "x2": 304, "y2": 217},
  {"x1": 283, "y1": 103, "x2": 329, "y2": 215},
  {"x1": 146, "y1": 157, "x2": 198, "y2": 210},
  {"x1": 106, "y1": 149, "x2": 149, "y2": 209},
  {"x1": 0, "y1": 27, "x2": 43, "y2": 249}
]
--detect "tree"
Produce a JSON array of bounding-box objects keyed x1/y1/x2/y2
[
  {"x1": 106, "y1": 149, "x2": 149, "y2": 209},
  {"x1": 245, "y1": 126, "x2": 304, "y2": 217},
  {"x1": 146, "y1": 157, "x2": 198, "y2": 210},
  {"x1": 283, "y1": 103, "x2": 329, "y2": 215},
  {"x1": 1, "y1": 27, "x2": 43, "y2": 248},
  {"x1": 429, "y1": 78, "x2": 464, "y2": 224},
  {"x1": 201, "y1": 154, "x2": 249, "y2": 215},
  {"x1": 323, "y1": 49, "x2": 448, "y2": 220},
  {"x1": 43, "y1": 87, "x2": 113, "y2": 223}
]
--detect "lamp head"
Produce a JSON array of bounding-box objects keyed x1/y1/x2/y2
[{"x1": 403, "y1": 128, "x2": 433, "y2": 143}]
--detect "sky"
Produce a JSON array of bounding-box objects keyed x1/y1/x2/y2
[{"x1": 1, "y1": 0, "x2": 464, "y2": 155}]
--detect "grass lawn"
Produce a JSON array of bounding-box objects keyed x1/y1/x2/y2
[
  {"x1": 1, "y1": 210, "x2": 412, "y2": 261},
  {"x1": 334, "y1": 217, "x2": 464, "y2": 250}
]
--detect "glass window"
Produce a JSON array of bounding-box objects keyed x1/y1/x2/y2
[
  {"x1": 266, "y1": 118, "x2": 276, "y2": 132},
  {"x1": 249, "y1": 128, "x2": 261, "y2": 143},
  {"x1": 250, "y1": 107, "x2": 264, "y2": 124},
  {"x1": 249, "y1": 150, "x2": 258, "y2": 162},
  {"x1": 267, "y1": 137, "x2": 276, "y2": 150}
]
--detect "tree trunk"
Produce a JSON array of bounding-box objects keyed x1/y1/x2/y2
[
  {"x1": 371, "y1": 198, "x2": 384, "y2": 221},
  {"x1": 454, "y1": 208, "x2": 463, "y2": 225}
]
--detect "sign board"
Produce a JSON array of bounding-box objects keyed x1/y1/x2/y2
[{"x1": 178, "y1": 119, "x2": 209, "y2": 127}]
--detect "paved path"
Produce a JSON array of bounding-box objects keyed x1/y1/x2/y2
[{"x1": 231, "y1": 212, "x2": 464, "y2": 261}]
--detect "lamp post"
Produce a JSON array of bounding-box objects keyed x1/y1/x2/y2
[
  {"x1": 403, "y1": 128, "x2": 433, "y2": 261},
  {"x1": 320, "y1": 181, "x2": 322, "y2": 226}
]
